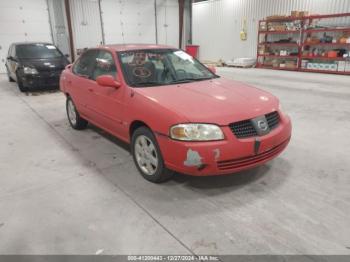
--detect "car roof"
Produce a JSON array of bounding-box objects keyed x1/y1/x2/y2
[
  {"x1": 100, "y1": 43, "x2": 176, "y2": 52},
  {"x1": 12, "y1": 42, "x2": 53, "y2": 46}
]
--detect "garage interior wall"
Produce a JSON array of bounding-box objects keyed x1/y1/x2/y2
[
  {"x1": 192, "y1": 0, "x2": 350, "y2": 62},
  {"x1": 0, "y1": 0, "x2": 52, "y2": 73}
]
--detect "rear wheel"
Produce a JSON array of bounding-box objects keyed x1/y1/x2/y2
[
  {"x1": 66, "y1": 96, "x2": 88, "y2": 130},
  {"x1": 131, "y1": 126, "x2": 173, "y2": 183}
]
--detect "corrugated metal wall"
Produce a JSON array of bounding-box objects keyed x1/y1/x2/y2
[{"x1": 192, "y1": 0, "x2": 350, "y2": 61}]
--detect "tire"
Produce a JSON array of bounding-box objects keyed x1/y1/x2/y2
[
  {"x1": 131, "y1": 126, "x2": 173, "y2": 183},
  {"x1": 16, "y1": 72, "x2": 27, "y2": 92},
  {"x1": 66, "y1": 96, "x2": 88, "y2": 130}
]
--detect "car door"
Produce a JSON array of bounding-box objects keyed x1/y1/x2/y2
[
  {"x1": 89, "y1": 50, "x2": 126, "y2": 138},
  {"x1": 67, "y1": 49, "x2": 99, "y2": 118},
  {"x1": 6, "y1": 45, "x2": 17, "y2": 79}
]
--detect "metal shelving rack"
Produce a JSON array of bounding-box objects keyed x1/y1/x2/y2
[{"x1": 256, "y1": 12, "x2": 350, "y2": 75}]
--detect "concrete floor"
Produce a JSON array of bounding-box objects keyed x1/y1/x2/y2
[{"x1": 0, "y1": 68, "x2": 349, "y2": 255}]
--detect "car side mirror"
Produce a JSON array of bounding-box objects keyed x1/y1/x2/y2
[
  {"x1": 207, "y1": 66, "x2": 216, "y2": 74},
  {"x1": 96, "y1": 75, "x2": 121, "y2": 89}
]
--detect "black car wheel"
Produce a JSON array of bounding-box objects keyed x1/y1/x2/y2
[
  {"x1": 16, "y1": 72, "x2": 27, "y2": 92},
  {"x1": 66, "y1": 96, "x2": 88, "y2": 130},
  {"x1": 131, "y1": 126, "x2": 173, "y2": 183}
]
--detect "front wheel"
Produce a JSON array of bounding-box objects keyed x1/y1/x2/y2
[
  {"x1": 131, "y1": 127, "x2": 173, "y2": 183},
  {"x1": 66, "y1": 96, "x2": 88, "y2": 130}
]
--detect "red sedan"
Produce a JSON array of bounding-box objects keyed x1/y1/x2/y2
[{"x1": 60, "y1": 44, "x2": 291, "y2": 183}]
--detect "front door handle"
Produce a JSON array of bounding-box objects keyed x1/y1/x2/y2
[{"x1": 88, "y1": 88, "x2": 93, "y2": 92}]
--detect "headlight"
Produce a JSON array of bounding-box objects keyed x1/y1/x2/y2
[
  {"x1": 23, "y1": 66, "x2": 38, "y2": 75},
  {"x1": 170, "y1": 124, "x2": 224, "y2": 141}
]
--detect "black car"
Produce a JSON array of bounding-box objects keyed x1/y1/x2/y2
[{"x1": 5, "y1": 42, "x2": 69, "y2": 92}]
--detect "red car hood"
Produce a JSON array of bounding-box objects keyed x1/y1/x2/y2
[{"x1": 136, "y1": 78, "x2": 279, "y2": 125}]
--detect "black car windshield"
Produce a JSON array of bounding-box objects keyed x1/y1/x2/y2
[
  {"x1": 16, "y1": 44, "x2": 63, "y2": 59},
  {"x1": 118, "y1": 49, "x2": 218, "y2": 87}
]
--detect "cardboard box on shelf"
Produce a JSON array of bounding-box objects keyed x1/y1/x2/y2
[
  {"x1": 270, "y1": 25, "x2": 286, "y2": 31},
  {"x1": 291, "y1": 10, "x2": 309, "y2": 17},
  {"x1": 266, "y1": 15, "x2": 288, "y2": 20},
  {"x1": 272, "y1": 61, "x2": 279, "y2": 68},
  {"x1": 285, "y1": 60, "x2": 296, "y2": 69},
  {"x1": 291, "y1": 11, "x2": 300, "y2": 17}
]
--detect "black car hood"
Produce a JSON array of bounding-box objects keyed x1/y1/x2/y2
[{"x1": 19, "y1": 57, "x2": 68, "y2": 71}]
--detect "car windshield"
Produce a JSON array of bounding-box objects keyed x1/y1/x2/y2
[
  {"x1": 16, "y1": 44, "x2": 63, "y2": 59},
  {"x1": 118, "y1": 49, "x2": 218, "y2": 87}
]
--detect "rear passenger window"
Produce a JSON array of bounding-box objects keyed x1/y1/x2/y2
[{"x1": 91, "y1": 51, "x2": 117, "y2": 80}]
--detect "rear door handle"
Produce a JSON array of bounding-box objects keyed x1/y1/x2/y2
[{"x1": 88, "y1": 88, "x2": 93, "y2": 92}]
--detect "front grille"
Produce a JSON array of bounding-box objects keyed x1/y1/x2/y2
[
  {"x1": 265, "y1": 111, "x2": 280, "y2": 130},
  {"x1": 229, "y1": 120, "x2": 258, "y2": 138},
  {"x1": 229, "y1": 111, "x2": 280, "y2": 139},
  {"x1": 38, "y1": 69, "x2": 63, "y2": 75},
  {"x1": 217, "y1": 138, "x2": 290, "y2": 170}
]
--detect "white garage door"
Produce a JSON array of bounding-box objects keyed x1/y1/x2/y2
[
  {"x1": 101, "y1": 0, "x2": 179, "y2": 47},
  {"x1": 0, "y1": 0, "x2": 52, "y2": 73},
  {"x1": 156, "y1": 0, "x2": 179, "y2": 48},
  {"x1": 69, "y1": 0, "x2": 103, "y2": 54},
  {"x1": 101, "y1": 0, "x2": 157, "y2": 44}
]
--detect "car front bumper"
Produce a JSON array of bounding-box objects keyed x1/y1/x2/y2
[
  {"x1": 156, "y1": 112, "x2": 292, "y2": 176},
  {"x1": 19, "y1": 71, "x2": 61, "y2": 89}
]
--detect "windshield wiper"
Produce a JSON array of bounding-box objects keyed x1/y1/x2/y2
[
  {"x1": 170, "y1": 77, "x2": 213, "y2": 84},
  {"x1": 132, "y1": 81, "x2": 164, "y2": 87}
]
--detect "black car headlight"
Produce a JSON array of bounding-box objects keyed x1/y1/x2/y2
[{"x1": 23, "y1": 66, "x2": 39, "y2": 75}]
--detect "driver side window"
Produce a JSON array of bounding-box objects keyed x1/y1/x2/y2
[
  {"x1": 72, "y1": 50, "x2": 99, "y2": 78},
  {"x1": 91, "y1": 50, "x2": 117, "y2": 81}
]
